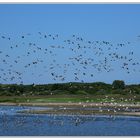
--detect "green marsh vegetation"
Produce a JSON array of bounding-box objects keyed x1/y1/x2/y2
[{"x1": 0, "y1": 80, "x2": 140, "y2": 103}]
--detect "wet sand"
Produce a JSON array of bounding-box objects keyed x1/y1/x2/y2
[
  {"x1": 19, "y1": 110, "x2": 140, "y2": 117},
  {"x1": 0, "y1": 102, "x2": 140, "y2": 116}
]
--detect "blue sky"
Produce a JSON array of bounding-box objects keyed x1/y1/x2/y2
[{"x1": 0, "y1": 4, "x2": 140, "y2": 84}]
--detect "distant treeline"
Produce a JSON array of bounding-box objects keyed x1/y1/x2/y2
[{"x1": 0, "y1": 80, "x2": 140, "y2": 96}]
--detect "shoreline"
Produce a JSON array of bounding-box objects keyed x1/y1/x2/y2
[
  {"x1": 0, "y1": 102, "x2": 140, "y2": 107},
  {"x1": 0, "y1": 102, "x2": 140, "y2": 117}
]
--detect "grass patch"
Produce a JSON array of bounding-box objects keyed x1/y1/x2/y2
[{"x1": 0, "y1": 94, "x2": 140, "y2": 104}]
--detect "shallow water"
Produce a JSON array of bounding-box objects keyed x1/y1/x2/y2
[{"x1": 0, "y1": 105, "x2": 140, "y2": 136}]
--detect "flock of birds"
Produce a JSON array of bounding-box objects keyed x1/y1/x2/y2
[
  {"x1": 0, "y1": 32, "x2": 140, "y2": 84},
  {"x1": 0, "y1": 99, "x2": 139, "y2": 129},
  {"x1": 0, "y1": 109, "x2": 94, "y2": 128}
]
